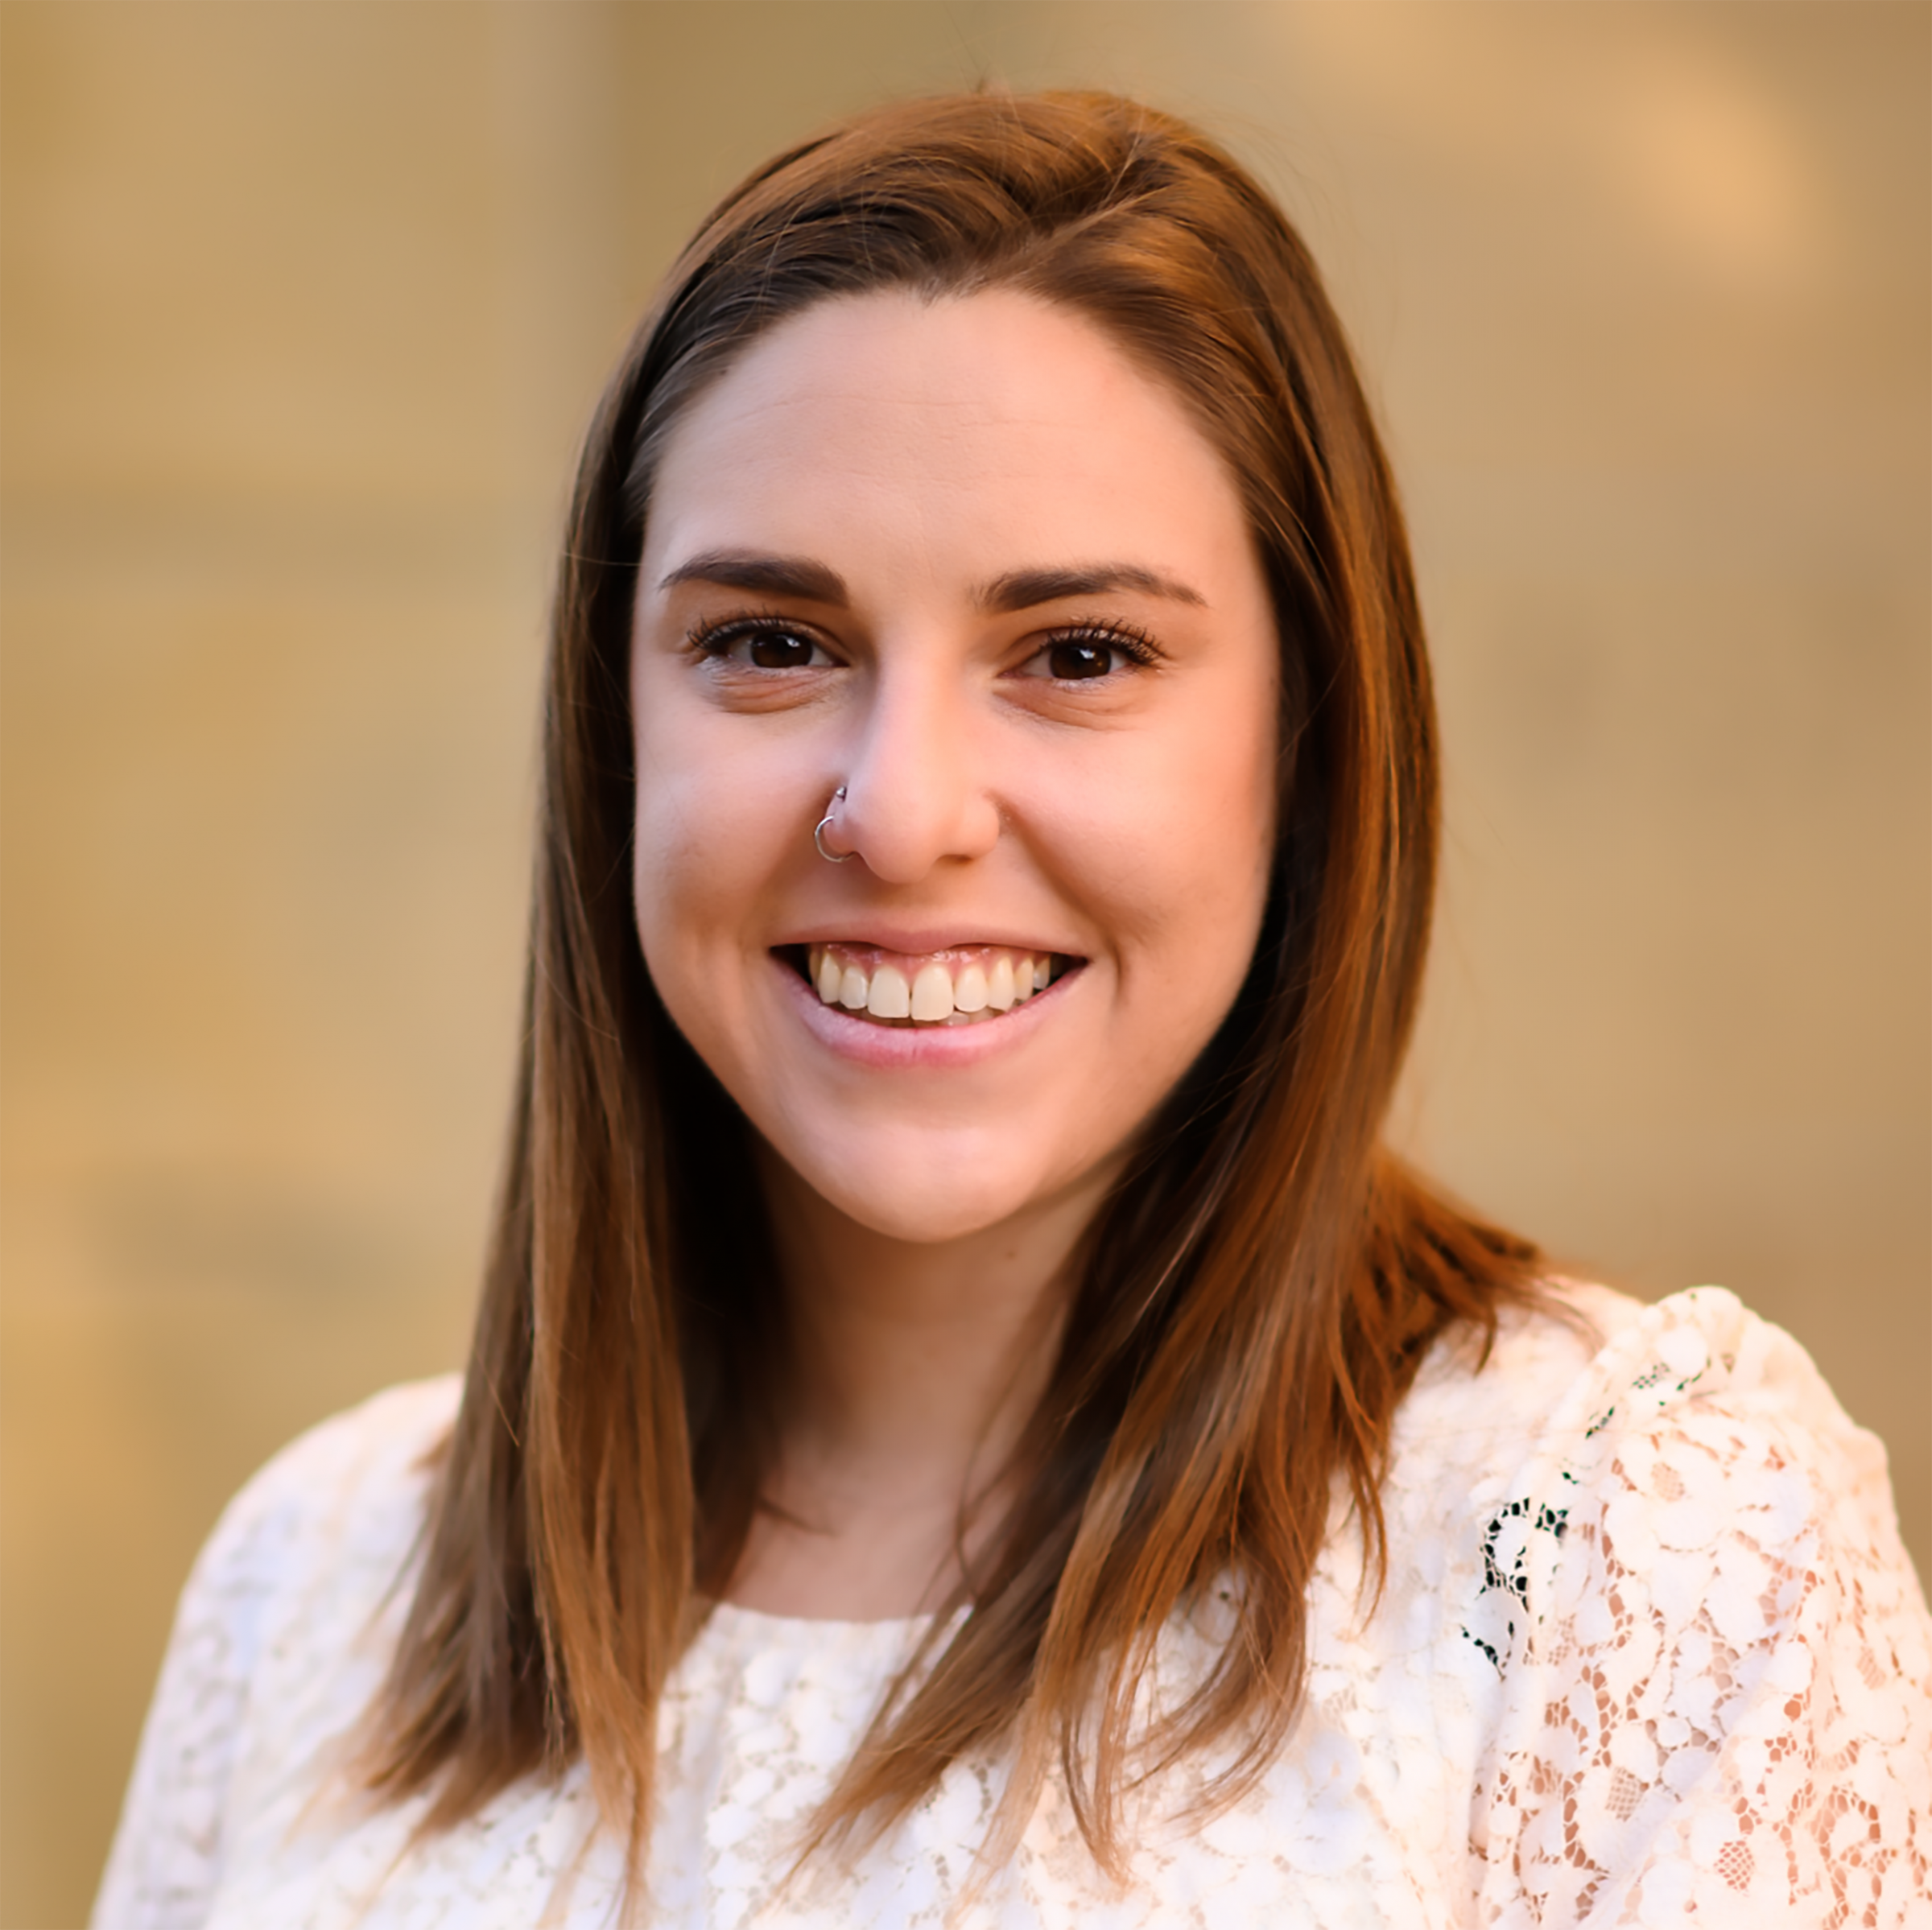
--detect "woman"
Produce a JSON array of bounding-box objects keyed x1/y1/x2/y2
[{"x1": 95, "y1": 91, "x2": 1930, "y2": 1928}]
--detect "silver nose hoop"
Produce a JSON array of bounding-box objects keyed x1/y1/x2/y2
[{"x1": 814, "y1": 786, "x2": 853, "y2": 864}]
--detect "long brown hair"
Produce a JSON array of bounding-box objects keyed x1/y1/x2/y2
[{"x1": 363, "y1": 89, "x2": 1538, "y2": 1883}]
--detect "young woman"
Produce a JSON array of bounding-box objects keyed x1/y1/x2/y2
[{"x1": 95, "y1": 91, "x2": 1930, "y2": 1928}]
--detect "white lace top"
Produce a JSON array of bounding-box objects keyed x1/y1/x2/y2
[{"x1": 93, "y1": 1285, "x2": 1932, "y2": 1928}]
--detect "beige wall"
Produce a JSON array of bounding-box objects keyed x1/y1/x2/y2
[{"x1": 2, "y1": 3, "x2": 1924, "y2": 1920}]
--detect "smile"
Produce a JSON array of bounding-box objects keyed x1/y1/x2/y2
[{"x1": 800, "y1": 943, "x2": 1072, "y2": 1026}]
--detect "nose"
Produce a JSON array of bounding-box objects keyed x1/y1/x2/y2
[{"x1": 830, "y1": 656, "x2": 1001, "y2": 883}]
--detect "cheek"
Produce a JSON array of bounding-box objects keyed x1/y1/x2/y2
[
  {"x1": 630, "y1": 711, "x2": 788, "y2": 996},
  {"x1": 1057, "y1": 690, "x2": 1277, "y2": 1002},
  {"x1": 1151, "y1": 761, "x2": 1274, "y2": 1021},
  {"x1": 630, "y1": 767, "x2": 702, "y2": 986}
]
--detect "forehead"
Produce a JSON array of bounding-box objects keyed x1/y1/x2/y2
[{"x1": 639, "y1": 288, "x2": 1256, "y2": 596}]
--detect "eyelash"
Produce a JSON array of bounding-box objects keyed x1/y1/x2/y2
[
  {"x1": 1034, "y1": 621, "x2": 1163, "y2": 674},
  {"x1": 683, "y1": 612, "x2": 1165, "y2": 677},
  {"x1": 686, "y1": 610, "x2": 820, "y2": 658}
]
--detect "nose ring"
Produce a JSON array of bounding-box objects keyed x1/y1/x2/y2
[{"x1": 813, "y1": 786, "x2": 854, "y2": 864}]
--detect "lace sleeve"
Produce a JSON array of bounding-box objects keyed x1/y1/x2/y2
[
  {"x1": 89, "y1": 1378, "x2": 458, "y2": 1930},
  {"x1": 1471, "y1": 1289, "x2": 1932, "y2": 1927},
  {"x1": 89, "y1": 1454, "x2": 303, "y2": 1930}
]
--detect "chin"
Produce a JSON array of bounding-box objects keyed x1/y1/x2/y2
[{"x1": 790, "y1": 1151, "x2": 1049, "y2": 1246}]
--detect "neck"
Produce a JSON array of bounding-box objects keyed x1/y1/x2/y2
[{"x1": 724, "y1": 1144, "x2": 1115, "y2": 1619}]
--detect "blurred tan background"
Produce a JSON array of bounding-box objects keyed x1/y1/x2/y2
[{"x1": 1, "y1": 2, "x2": 1924, "y2": 1921}]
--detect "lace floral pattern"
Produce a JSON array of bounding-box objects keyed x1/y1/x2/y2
[{"x1": 92, "y1": 1285, "x2": 1932, "y2": 1928}]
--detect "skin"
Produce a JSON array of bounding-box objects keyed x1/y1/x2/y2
[{"x1": 630, "y1": 288, "x2": 1279, "y2": 1618}]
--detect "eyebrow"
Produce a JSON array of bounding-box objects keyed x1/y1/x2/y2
[
  {"x1": 657, "y1": 551, "x2": 1207, "y2": 612},
  {"x1": 658, "y1": 551, "x2": 851, "y2": 603},
  {"x1": 977, "y1": 563, "x2": 1207, "y2": 612}
]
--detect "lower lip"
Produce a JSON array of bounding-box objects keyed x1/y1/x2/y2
[{"x1": 770, "y1": 954, "x2": 1083, "y2": 1068}]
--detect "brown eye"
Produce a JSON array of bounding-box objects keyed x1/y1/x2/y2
[
  {"x1": 747, "y1": 629, "x2": 818, "y2": 669},
  {"x1": 1045, "y1": 641, "x2": 1114, "y2": 679}
]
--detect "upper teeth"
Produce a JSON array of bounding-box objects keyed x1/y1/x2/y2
[{"x1": 807, "y1": 946, "x2": 1058, "y2": 1025}]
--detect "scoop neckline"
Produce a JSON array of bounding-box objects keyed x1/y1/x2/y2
[{"x1": 700, "y1": 1596, "x2": 938, "y2": 1640}]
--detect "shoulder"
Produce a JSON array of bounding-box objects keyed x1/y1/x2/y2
[
  {"x1": 93, "y1": 1376, "x2": 462, "y2": 1930},
  {"x1": 187, "y1": 1373, "x2": 463, "y2": 1638},
  {"x1": 199, "y1": 1373, "x2": 467, "y2": 1709},
  {"x1": 209, "y1": 1373, "x2": 463, "y2": 1562},
  {"x1": 1392, "y1": 1286, "x2": 1931, "y2": 1923},
  {"x1": 1397, "y1": 1278, "x2": 1893, "y2": 1514},
  {"x1": 1394, "y1": 1281, "x2": 1921, "y2": 1652}
]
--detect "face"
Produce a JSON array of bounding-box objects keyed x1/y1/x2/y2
[{"x1": 631, "y1": 289, "x2": 1278, "y2": 1246}]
